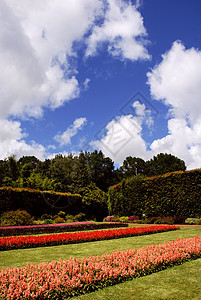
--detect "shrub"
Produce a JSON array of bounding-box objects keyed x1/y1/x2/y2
[
  {"x1": 185, "y1": 218, "x2": 200, "y2": 225},
  {"x1": 43, "y1": 219, "x2": 54, "y2": 224},
  {"x1": 41, "y1": 214, "x2": 53, "y2": 220},
  {"x1": 173, "y1": 216, "x2": 187, "y2": 224},
  {"x1": 108, "y1": 169, "x2": 201, "y2": 218},
  {"x1": 74, "y1": 213, "x2": 86, "y2": 222},
  {"x1": 58, "y1": 211, "x2": 66, "y2": 218},
  {"x1": 119, "y1": 216, "x2": 129, "y2": 223},
  {"x1": 154, "y1": 217, "x2": 174, "y2": 225},
  {"x1": 0, "y1": 187, "x2": 82, "y2": 218},
  {"x1": 54, "y1": 217, "x2": 65, "y2": 224},
  {"x1": 128, "y1": 216, "x2": 139, "y2": 222},
  {"x1": 105, "y1": 216, "x2": 115, "y2": 222},
  {"x1": 0, "y1": 210, "x2": 34, "y2": 226}
]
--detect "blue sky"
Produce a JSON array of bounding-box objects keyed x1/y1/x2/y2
[{"x1": 1, "y1": 0, "x2": 201, "y2": 169}]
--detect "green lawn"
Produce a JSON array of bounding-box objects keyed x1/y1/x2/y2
[{"x1": 0, "y1": 225, "x2": 200, "y2": 299}]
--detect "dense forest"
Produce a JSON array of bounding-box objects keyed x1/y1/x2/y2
[{"x1": 0, "y1": 151, "x2": 186, "y2": 194}]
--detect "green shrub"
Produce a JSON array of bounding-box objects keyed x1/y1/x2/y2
[
  {"x1": 74, "y1": 213, "x2": 86, "y2": 221},
  {"x1": 0, "y1": 209, "x2": 34, "y2": 226},
  {"x1": 58, "y1": 211, "x2": 66, "y2": 218},
  {"x1": 119, "y1": 216, "x2": 129, "y2": 223},
  {"x1": 0, "y1": 187, "x2": 82, "y2": 218},
  {"x1": 108, "y1": 169, "x2": 201, "y2": 218},
  {"x1": 43, "y1": 219, "x2": 54, "y2": 224},
  {"x1": 185, "y1": 217, "x2": 200, "y2": 225}
]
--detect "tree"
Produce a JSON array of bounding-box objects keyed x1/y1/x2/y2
[
  {"x1": 0, "y1": 159, "x2": 10, "y2": 185},
  {"x1": 146, "y1": 153, "x2": 186, "y2": 176},
  {"x1": 7, "y1": 156, "x2": 19, "y2": 181},
  {"x1": 120, "y1": 156, "x2": 146, "y2": 178},
  {"x1": 88, "y1": 150, "x2": 115, "y2": 191},
  {"x1": 18, "y1": 156, "x2": 40, "y2": 179},
  {"x1": 80, "y1": 183, "x2": 108, "y2": 221},
  {"x1": 49, "y1": 154, "x2": 74, "y2": 192},
  {"x1": 71, "y1": 152, "x2": 92, "y2": 192}
]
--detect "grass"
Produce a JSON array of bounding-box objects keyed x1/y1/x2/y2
[
  {"x1": 0, "y1": 225, "x2": 200, "y2": 269},
  {"x1": 75, "y1": 259, "x2": 201, "y2": 300},
  {"x1": 0, "y1": 225, "x2": 200, "y2": 299}
]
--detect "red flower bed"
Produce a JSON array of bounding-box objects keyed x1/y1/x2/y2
[
  {"x1": 0, "y1": 236, "x2": 200, "y2": 299},
  {"x1": 0, "y1": 222, "x2": 128, "y2": 237},
  {"x1": 0, "y1": 225, "x2": 179, "y2": 251}
]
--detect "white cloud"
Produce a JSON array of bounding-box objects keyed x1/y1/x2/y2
[
  {"x1": 86, "y1": 0, "x2": 150, "y2": 61},
  {"x1": 0, "y1": 0, "x2": 149, "y2": 120},
  {"x1": 83, "y1": 78, "x2": 91, "y2": 91},
  {"x1": 147, "y1": 41, "x2": 201, "y2": 169},
  {"x1": 54, "y1": 117, "x2": 87, "y2": 146},
  {"x1": 91, "y1": 114, "x2": 152, "y2": 165},
  {"x1": 0, "y1": 0, "x2": 150, "y2": 160},
  {"x1": 132, "y1": 101, "x2": 153, "y2": 127},
  {"x1": 0, "y1": 0, "x2": 102, "y2": 119},
  {"x1": 0, "y1": 119, "x2": 46, "y2": 160}
]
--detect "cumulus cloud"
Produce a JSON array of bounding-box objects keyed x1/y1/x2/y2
[
  {"x1": 132, "y1": 101, "x2": 153, "y2": 127},
  {"x1": 0, "y1": 119, "x2": 46, "y2": 160},
  {"x1": 91, "y1": 103, "x2": 153, "y2": 165},
  {"x1": 86, "y1": 0, "x2": 150, "y2": 60},
  {"x1": 0, "y1": 0, "x2": 102, "y2": 119},
  {"x1": 147, "y1": 41, "x2": 201, "y2": 169},
  {"x1": 0, "y1": 0, "x2": 150, "y2": 160},
  {"x1": 54, "y1": 117, "x2": 87, "y2": 146}
]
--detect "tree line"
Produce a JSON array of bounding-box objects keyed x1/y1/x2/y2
[{"x1": 0, "y1": 151, "x2": 186, "y2": 194}]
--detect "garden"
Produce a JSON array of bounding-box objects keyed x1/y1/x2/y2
[
  {"x1": 0, "y1": 211, "x2": 200, "y2": 299},
  {"x1": 0, "y1": 167, "x2": 201, "y2": 299}
]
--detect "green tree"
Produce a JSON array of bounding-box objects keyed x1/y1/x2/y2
[
  {"x1": 120, "y1": 156, "x2": 146, "y2": 178},
  {"x1": 49, "y1": 154, "x2": 74, "y2": 192},
  {"x1": 146, "y1": 153, "x2": 186, "y2": 176},
  {"x1": 80, "y1": 183, "x2": 108, "y2": 221},
  {"x1": 88, "y1": 150, "x2": 115, "y2": 191},
  {"x1": 7, "y1": 156, "x2": 19, "y2": 181},
  {"x1": 71, "y1": 152, "x2": 92, "y2": 192},
  {"x1": 0, "y1": 159, "x2": 10, "y2": 186}
]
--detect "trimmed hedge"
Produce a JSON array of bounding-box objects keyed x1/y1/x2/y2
[
  {"x1": 0, "y1": 187, "x2": 82, "y2": 218},
  {"x1": 0, "y1": 222, "x2": 128, "y2": 237},
  {"x1": 108, "y1": 169, "x2": 201, "y2": 218}
]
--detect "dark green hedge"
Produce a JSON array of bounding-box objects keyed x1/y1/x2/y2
[
  {"x1": 0, "y1": 187, "x2": 82, "y2": 218},
  {"x1": 108, "y1": 169, "x2": 201, "y2": 218}
]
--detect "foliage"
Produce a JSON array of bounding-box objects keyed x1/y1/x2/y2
[
  {"x1": 0, "y1": 210, "x2": 34, "y2": 226},
  {"x1": 0, "y1": 225, "x2": 178, "y2": 250},
  {"x1": 108, "y1": 176, "x2": 146, "y2": 217},
  {"x1": 108, "y1": 169, "x2": 201, "y2": 218},
  {"x1": 80, "y1": 183, "x2": 108, "y2": 221},
  {"x1": 185, "y1": 218, "x2": 201, "y2": 225},
  {"x1": 119, "y1": 216, "x2": 129, "y2": 223},
  {"x1": 0, "y1": 186, "x2": 82, "y2": 218},
  {"x1": 105, "y1": 216, "x2": 115, "y2": 222},
  {"x1": 120, "y1": 156, "x2": 146, "y2": 177},
  {"x1": 145, "y1": 153, "x2": 186, "y2": 176},
  {"x1": 54, "y1": 216, "x2": 65, "y2": 223}
]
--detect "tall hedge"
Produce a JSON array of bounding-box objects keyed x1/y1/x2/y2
[
  {"x1": 108, "y1": 169, "x2": 201, "y2": 218},
  {"x1": 0, "y1": 187, "x2": 82, "y2": 217},
  {"x1": 108, "y1": 176, "x2": 146, "y2": 217}
]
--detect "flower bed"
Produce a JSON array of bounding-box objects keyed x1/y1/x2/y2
[
  {"x1": 0, "y1": 236, "x2": 200, "y2": 299},
  {"x1": 0, "y1": 222, "x2": 128, "y2": 237},
  {"x1": 0, "y1": 225, "x2": 179, "y2": 251}
]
